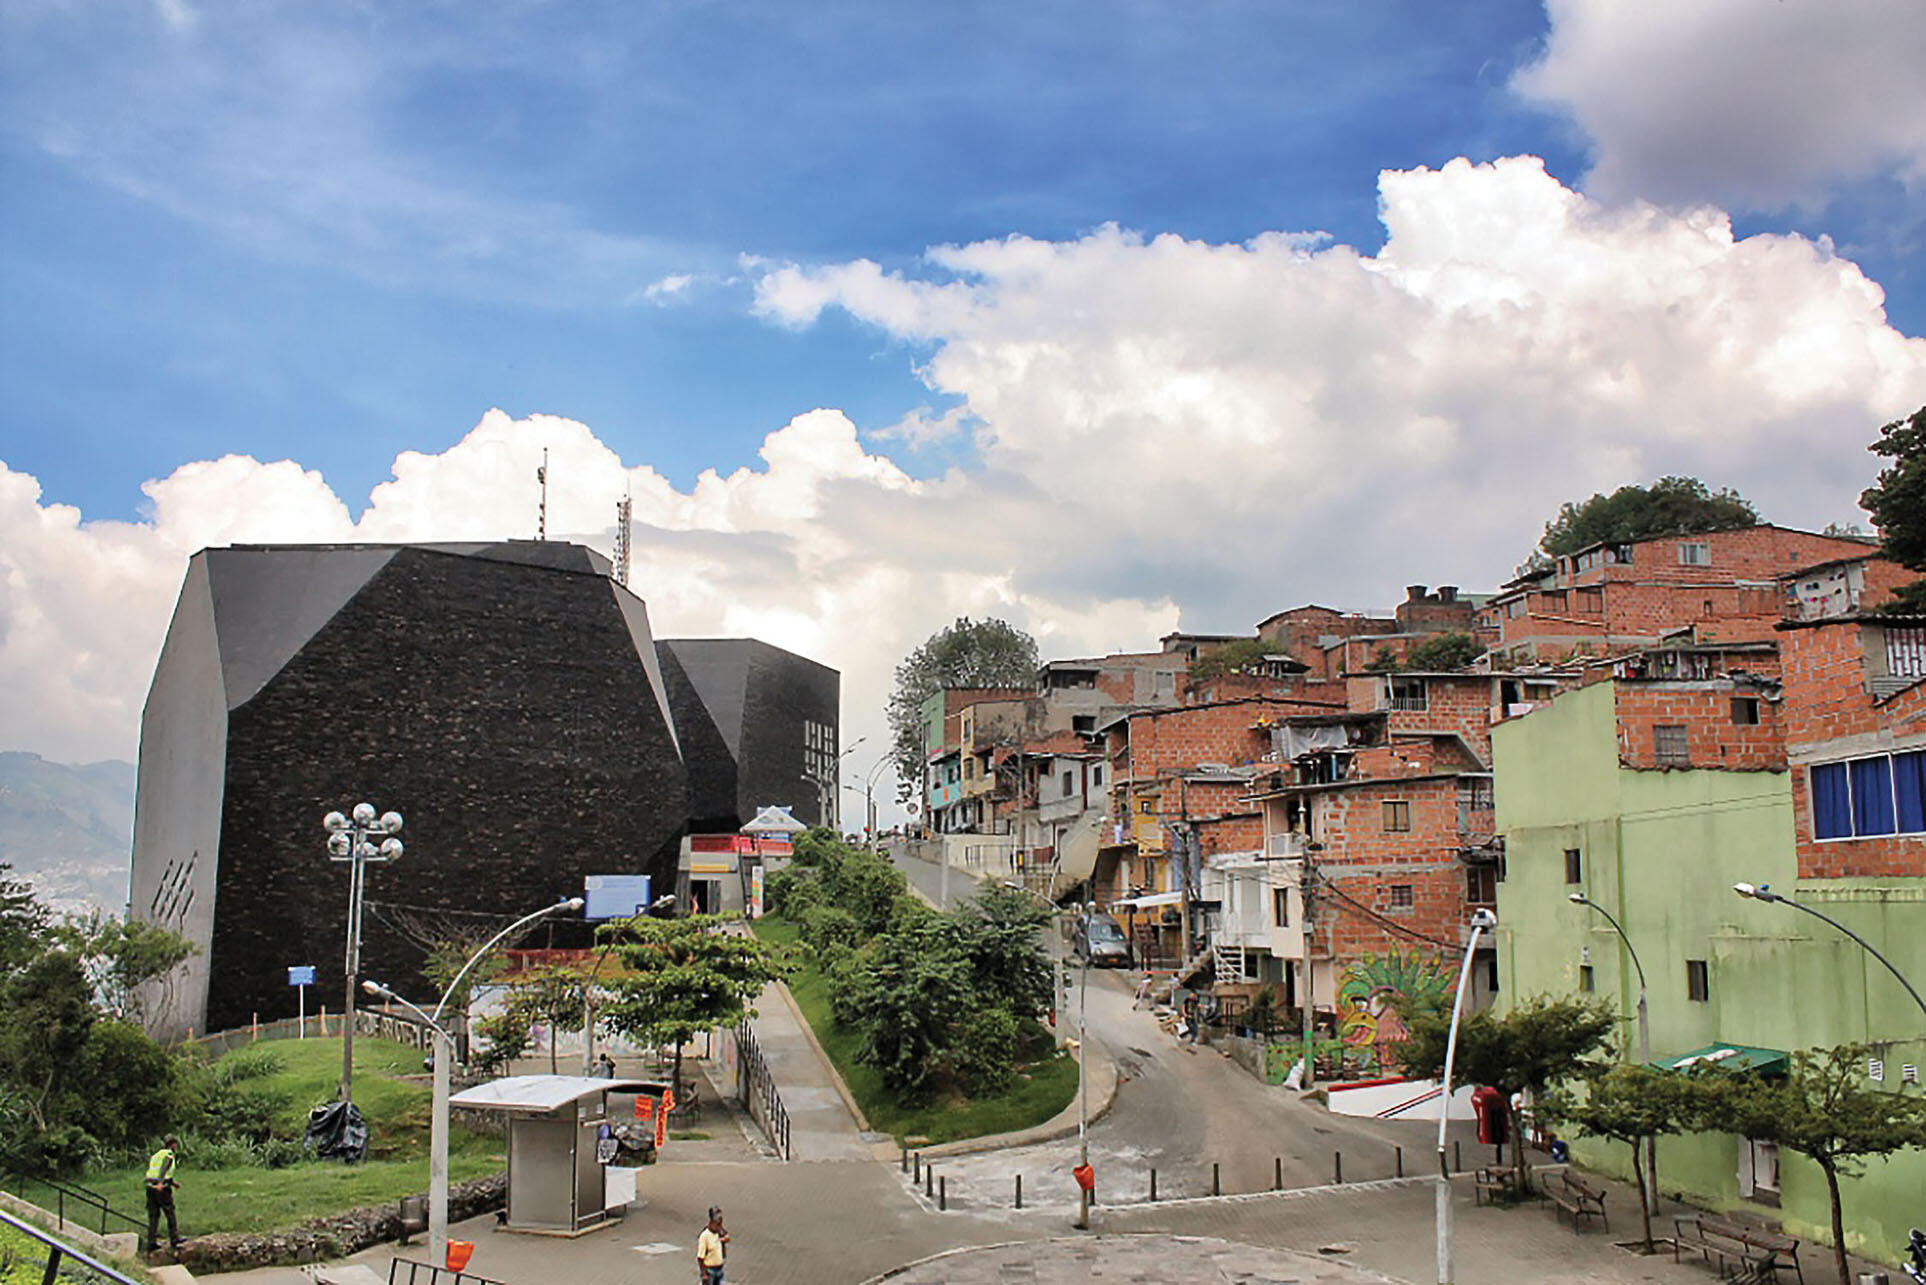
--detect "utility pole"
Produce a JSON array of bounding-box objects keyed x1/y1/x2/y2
[{"x1": 1299, "y1": 840, "x2": 1319, "y2": 1091}]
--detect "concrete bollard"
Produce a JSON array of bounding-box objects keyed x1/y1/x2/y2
[
  {"x1": 901, "y1": 1143, "x2": 908, "y2": 1173},
  {"x1": 1334, "y1": 1151, "x2": 1343, "y2": 1184},
  {"x1": 1150, "y1": 1168, "x2": 1158, "y2": 1202},
  {"x1": 1396, "y1": 1145, "x2": 1403, "y2": 1177},
  {"x1": 1454, "y1": 1140, "x2": 1462, "y2": 1174},
  {"x1": 1015, "y1": 1174, "x2": 1022, "y2": 1209},
  {"x1": 1274, "y1": 1157, "x2": 1282, "y2": 1190},
  {"x1": 926, "y1": 1166, "x2": 934, "y2": 1199},
  {"x1": 1212, "y1": 1162, "x2": 1220, "y2": 1196},
  {"x1": 939, "y1": 1176, "x2": 946, "y2": 1211}
]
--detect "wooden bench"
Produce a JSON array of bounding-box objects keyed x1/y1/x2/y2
[
  {"x1": 1473, "y1": 1166, "x2": 1523, "y2": 1206},
  {"x1": 1544, "y1": 1169, "x2": 1608, "y2": 1232},
  {"x1": 1672, "y1": 1216, "x2": 1803, "y2": 1283}
]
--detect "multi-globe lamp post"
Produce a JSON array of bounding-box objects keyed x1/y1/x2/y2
[{"x1": 324, "y1": 802, "x2": 404, "y2": 1104}]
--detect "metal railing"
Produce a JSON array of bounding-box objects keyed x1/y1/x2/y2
[
  {"x1": 0, "y1": 1206, "x2": 144, "y2": 1284},
  {"x1": 389, "y1": 1258, "x2": 508, "y2": 1285},
  {"x1": 733, "y1": 1020, "x2": 793, "y2": 1160},
  {"x1": 0, "y1": 1158, "x2": 149, "y2": 1253}
]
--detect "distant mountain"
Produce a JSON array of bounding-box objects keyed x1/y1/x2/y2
[{"x1": 0, "y1": 752, "x2": 135, "y2": 915}]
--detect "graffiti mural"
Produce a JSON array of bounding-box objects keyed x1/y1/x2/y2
[{"x1": 1337, "y1": 949, "x2": 1455, "y2": 1074}]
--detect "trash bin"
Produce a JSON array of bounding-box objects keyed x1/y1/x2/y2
[
  {"x1": 1548, "y1": 1140, "x2": 1569, "y2": 1163},
  {"x1": 446, "y1": 1240, "x2": 475, "y2": 1271}
]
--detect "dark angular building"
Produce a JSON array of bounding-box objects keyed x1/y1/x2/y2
[{"x1": 129, "y1": 542, "x2": 839, "y2": 1040}]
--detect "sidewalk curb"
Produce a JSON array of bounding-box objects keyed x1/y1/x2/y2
[
  {"x1": 772, "y1": 978, "x2": 873, "y2": 1134},
  {"x1": 914, "y1": 1037, "x2": 1120, "y2": 1159}
]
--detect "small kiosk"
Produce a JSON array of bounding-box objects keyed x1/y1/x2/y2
[{"x1": 450, "y1": 1075, "x2": 662, "y2": 1234}]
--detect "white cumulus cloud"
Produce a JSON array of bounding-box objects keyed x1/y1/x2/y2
[{"x1": 1515, "y1": 0, "x2": 1926, "y2": 210}]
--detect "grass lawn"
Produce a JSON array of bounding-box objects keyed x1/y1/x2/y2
[
  {"x1": 753, "y1": 917, "x2": 1079, "y2": 1145},
  {"x1": 33, "y1": 1035, "x2": 506, "y2": 1238}
]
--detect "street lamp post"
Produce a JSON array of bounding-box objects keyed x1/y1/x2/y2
[
  {"x1": 1436, "y1": 907, "x2": 1497, "y2": 1285},
  {"x1": 582, "y1": 894, "x2": 677, "y2": 1073},
  {"x1": 1002, "y1": 880, "x2": 1090, "y2": 1228},
  {"x1": 324, "y1": 803, "x2": 404, "y2": 1105},
  {"x1": 1733, "y1": 882, "x2": 1926, "y2": 1019},
  {"x1": 1568, "y1": 892, "x2": 1655, "y2": 1211},
  {"x1": 365, "y1": 895, "x2": 586, "y2": 1268}
]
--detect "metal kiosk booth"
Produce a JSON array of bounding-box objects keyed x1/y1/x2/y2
[{"x1": 450, "y1": 1075, "x2": 656, "y2": 1234}]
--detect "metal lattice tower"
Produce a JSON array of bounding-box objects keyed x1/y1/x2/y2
[
  {"x1": 536, "y1": 448, "x2": 549, "y2": 541},
  {"x1": 613, "y1": 492, "x2": 633, "y2": 586}
]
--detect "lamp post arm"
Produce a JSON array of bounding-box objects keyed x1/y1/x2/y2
[
  {"x1": 433, "y1": 899, "x2": 582, "y2": 1026},
  {"x1": 1578, "y1": 898, "x2": 1647, "y2": 993},
  {"x1": 369, "y1": 985, "x2": 452, "y2": 1042},
  {"x1": 1773, "y1": 895, "x2": 1926, "y2": 1021}
]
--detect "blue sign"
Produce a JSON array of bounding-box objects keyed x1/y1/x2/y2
[
  {"x1": 288, "y1": 965, "x2": 316, "y2": 987},
  {"x1": 584, "y1": 874, "x2": 651, "y2": 921}
]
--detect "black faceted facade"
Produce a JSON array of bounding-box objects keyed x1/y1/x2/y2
[{"x1": 128, "y1": 542, "x2": 838, "y2": 1039}]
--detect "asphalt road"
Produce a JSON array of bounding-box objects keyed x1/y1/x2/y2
[{"x1": 890, "y1": 846, "x2": 1488, "y2": 1217}]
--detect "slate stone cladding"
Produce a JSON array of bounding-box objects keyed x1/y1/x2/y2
[
  {"x1": 132, "y1": 541, "x2": 841, "y2": 1038},
  {"x1": 201, "y1": 546, "x2": 692, "y2": 1033}
]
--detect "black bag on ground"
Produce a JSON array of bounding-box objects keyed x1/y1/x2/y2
[{"x1": 304, "y1": 1100, "x2": 369, "y2": 1163}]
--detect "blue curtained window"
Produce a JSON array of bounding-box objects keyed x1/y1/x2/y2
[
  {"x1": 1896, "y1": 751, "x2": 1926, "y2": 834},
  {"x1": 1850, "y1": 756, "x2": 1896, "y2": 836},
  {"x1": 1811, "y1": 762, "x2": 1851, "y2": 840}
]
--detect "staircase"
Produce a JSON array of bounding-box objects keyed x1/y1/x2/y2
[{"x1": 1212, "y1": 941, "x2": 1257, "y2": 984}]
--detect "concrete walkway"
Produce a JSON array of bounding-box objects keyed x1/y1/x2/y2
[{"x1": 741, "y1": 979, "x2": 877, "y2": 1161}]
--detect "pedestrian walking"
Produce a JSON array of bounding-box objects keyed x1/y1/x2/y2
[
  {"x1": 595, "y1": 1051, "x2": 617, "y2": 1078},
  {"x1": 1133, "y1": 972, "x2": 1154, "y2": 1009},
  {"x1": 696, "y1": 1204, "x2": 729, "y2": 1284},
  {"x1": 144, "y1": 1135, "x2": 183, "y2": 1257}
]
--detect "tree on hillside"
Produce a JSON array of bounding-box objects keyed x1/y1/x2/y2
[
  {"x1": 1543, "y1": 1063, "x2": 1699, "y2": 1253},
  {"x1": 56, "y1": 911, "x2": 197, "y2": 1023},
  {"x1": 1402, "y1": 632, "x2": 1483, "y2": 671},
  {"x1": 1695, "y1": 1043, "x2": 1926, "y2": 1285},
  {"x1": 1534, "y1": 477, "x2": 1759, "y2": 561},
  {"x1": 886, "y1": 618, "x2": 1039, "y2": 800},
  {"x1": 1187, "y1": 637, "x2": 1283, "y2": 682},
  {"x1": 597, "y1": 915, "x2": 784, "y2": 1097},
  {"x1": 1860, "y1": 405, "x2": 1926, "y2": 605},
  {"x1": 1401, "y1": 994, "x2": 1617, "y2": 1193},
  {"x1": 0, "y1": 863, "x2": 50, "y2": 975}
]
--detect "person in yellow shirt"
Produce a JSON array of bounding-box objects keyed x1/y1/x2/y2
[
  {"x1": 695, "y1": 1205, "x2": 728, "y2": 1284},
  {"x1": 144, "y1": 1135, "x2": 182, "y2": 1256}
]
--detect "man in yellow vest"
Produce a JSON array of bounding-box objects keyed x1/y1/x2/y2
[{"x1": 144, "y1": 1135, "x2": 182, "y2": 1256}]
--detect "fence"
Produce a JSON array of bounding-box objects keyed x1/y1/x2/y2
[
  {"x1": 389, "y1": 1258, "x2": 508, "y2": 1285},
  {"x1": 732, "y1": 1020, "x2": 792, "y2": 1160},
  {"x1": 185, "y1": 1006, "x2": 466, "y2": 1062},
  {"x1": 0, "y1": 1157, "x2": 148, "y2": 1253},
  {"x1": 0, "y1": 1206, "x2": 144, "y2": 1284}
]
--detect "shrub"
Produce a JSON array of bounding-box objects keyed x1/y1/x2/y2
[
  {"x1": 946, "y1": 1007, "x2": 1021, "y2": 1097},
  {"x1": 797, "y1": 905, "x2": 861, "y2": 953}
]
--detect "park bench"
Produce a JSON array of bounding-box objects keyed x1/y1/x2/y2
[
  {"x1": 1544, "y1": 1169, "x2": 1608, "y2": 1232},
  {"x1": 1473, "y1": 1165, "x2": 1525, "y2": 1205},
  {"x1": 1672, "y1": 1215, "x2": 1803, "y2": 1283}
]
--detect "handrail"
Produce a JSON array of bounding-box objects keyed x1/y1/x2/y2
[
  {"x1": 0, "y1": 1205, "x2": 145, "y2": 1284},
  {"x1": 389, "y1": 1257, "x2": 508, "y2": 1285},
  {"x1": 0, "y1": 1158, "x2": 149, "y2": 1252},
  {"x1": 733, "y1": 1020, "x2": 792, "y2": 1160}
]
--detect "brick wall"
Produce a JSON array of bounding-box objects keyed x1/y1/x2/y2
[
  {"x1": 1308, "y1": 776, "x2": 1470, "y2": 960},
  {"x1": 1612, "y1": 683, "x2": 1786, "y2": 771}
]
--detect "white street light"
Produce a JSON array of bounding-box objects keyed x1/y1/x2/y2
[
  {"x1": 1436, "y1": 906, "x2": 1496, "y2": 1285},
  {"x1": 1003, "y1": 880, "x2": 1091, "y2": 1230},
  {"x1": 325, "y1": 801, "x2": 404, "y2": 1105},
  {"x1": 368, "y1": 896, "x2": 586, "y2": 1268},
  {"x1": 1734, "y1": 883, "x2": 1926, "y2": 1019}
]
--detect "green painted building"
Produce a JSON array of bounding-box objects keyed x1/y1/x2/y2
[{"x1": 1493, "y1": 677, "x2": 1926, "y2": 1265}]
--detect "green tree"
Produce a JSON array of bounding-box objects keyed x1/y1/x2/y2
[
  {"x1": 1401, "y1": 994, "x2": 1617, "y2": 1193},
  {"x1": 1861, "y1": 406, "x2": 1926, "y2": 610},
  {"x1": 1536, "y1": 477, "x2": 1759, "y2": 560},
  {"x1": 1402, "y1": 632, "x2": 1483, "y2": 672},
  {"x1": 886, "y1": 618, "x2": 1038, "y2": 800},
  {"x1": 1695, "y1": 1043, "x2": 1926, "y2": 1285},
  {"x1": 56, "y1": 912, "x2": 197, "y2": 1022},
  {"x1": 1187, "y1": 637, "x2": 1283, "y2": 682},
  {"x1": 834, "y1": 916, "x2": 975, "y2": 1102},
  {"x1": 597, "y1": 915, "x2": 784, "y2": 1098},
  {"x1": 0, "y1": 864, "x2": 50, "y2": 976},
  {"x1": 492, "y1": 963, "x2": 591, "y2": 1074},
  {"x1": 951, "y1": 885, "x2": 1055, "y2": 1022},
  {"x1": 1542, "y1": 1063, "x2": 1698, "y2": 1252},
  {"x1": 0, "y1": 952, "x2": 96, "y2": 1169}
]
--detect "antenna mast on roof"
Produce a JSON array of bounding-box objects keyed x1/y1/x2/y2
[
  {"x1": 612, "y1": 490, "x2": 633, "y2": 587},
  {"x1": 536, "y1": 448, "x2": 549, "y2": 541}
]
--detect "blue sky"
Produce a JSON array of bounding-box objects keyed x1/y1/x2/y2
[{"x1": 2, "y1": 0, "x2": 1924, "y2": 772}]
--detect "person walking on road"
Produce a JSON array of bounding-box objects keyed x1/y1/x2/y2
[
  {"x1": 696, "y1": 1205, "x2": 729, "y2": 1284},
  {"x1": 144, "y1": 1135, "x2": 183, "y2": 1257},
  {"x1": 1133, "y1": 972, "x2": 1154, "y2": 1009}
]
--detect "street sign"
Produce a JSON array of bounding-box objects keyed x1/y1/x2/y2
[
  {"x1": 288, "y1": 965, "x2": 315, "y2": 1040},
  {"x1": 288, "y1": 965, "x2": 316, "y2": 986},
  {"x1": 585, "y1": 874, "x2": 652, "y2": 921}
]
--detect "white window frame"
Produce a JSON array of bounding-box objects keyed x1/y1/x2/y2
[{"x1": 1678, "y1": 541, "x2": 1711, "y2": 566}]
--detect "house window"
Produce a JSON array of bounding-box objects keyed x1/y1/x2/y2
[
  {"x1": 1887, "y1": 626, "x2": 1926, "y2": 677},
  {"x1": 1740, "y1": 1138, "x2": 1781, "y2": 1206},
  {"x1": 1654, "y1": 725, "x2": 1691, "y2": 767},
  {"x1": 1389, "y1": 884, "x2": 1414, "y2": 910},
  {"x1": 1686, "y1": 958, "x2": 1710, "y2": 1003},
  {"x1": 1062, "y1": 770, "x2": 1075, "y2": 795},
  {"x1": 1564, "y1": 848, "x2": 1582, "y2": 884},
  {"x1": 1609, "y1": 543, "x2": 1634, "y2": 564},
  {"x1": 1383, "y1": 801, "x2": 1411, "y2": 832},
  {"x1": 1388, "y1": 677, "x2": 1428, "y2": 711},
  {"x1": 1810, "y1": 750, "x2": 1926, "y2": 839},
  {"x1": 1579, "y1": 965, "x2": 1594, "y2": 994},
  {"x1": 1137, "y1": 797, "x2": 1156, "y2": 815},
  {"x1": 1073, "y1": 714, "x2": 1096, "y2": 733},
  {"x1": 1092, "y1": 765, "x2": 1103, "y2": 786},
  {"x1": 1678, "y1": 541, "x2": 1711, "y2": 566},
  {"x1": 1506, "y1": 599, "x2": 1525, "y2": 619},
  {"x1": 1731, "y1": 697, "x2": 1761, "y2": 726},
  {"x1": 1576, "y1": 587, "x2": 1603, "y2": 614},
  {"x1": 1272, "y1": 887, "x2": 1291, "y2": 926},
  {"x1": 1541, "y1": 590, "x2": 1569, "y2": 612},
  {"x1": 1466, "y1": 866, "x2": 1497, "y2": 906}
]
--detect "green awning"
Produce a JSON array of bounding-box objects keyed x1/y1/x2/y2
[{"x1": 1656, "y1": 1043, "x2": 1789, "y2": 1075}]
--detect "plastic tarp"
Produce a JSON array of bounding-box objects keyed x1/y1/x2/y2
[
  {"x1": 1271, "y1": 724, "x2": 1349, "y2": 760},
  {"x1": 304, "y1": 1100, "x2": 369, "y2": 1163}
]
